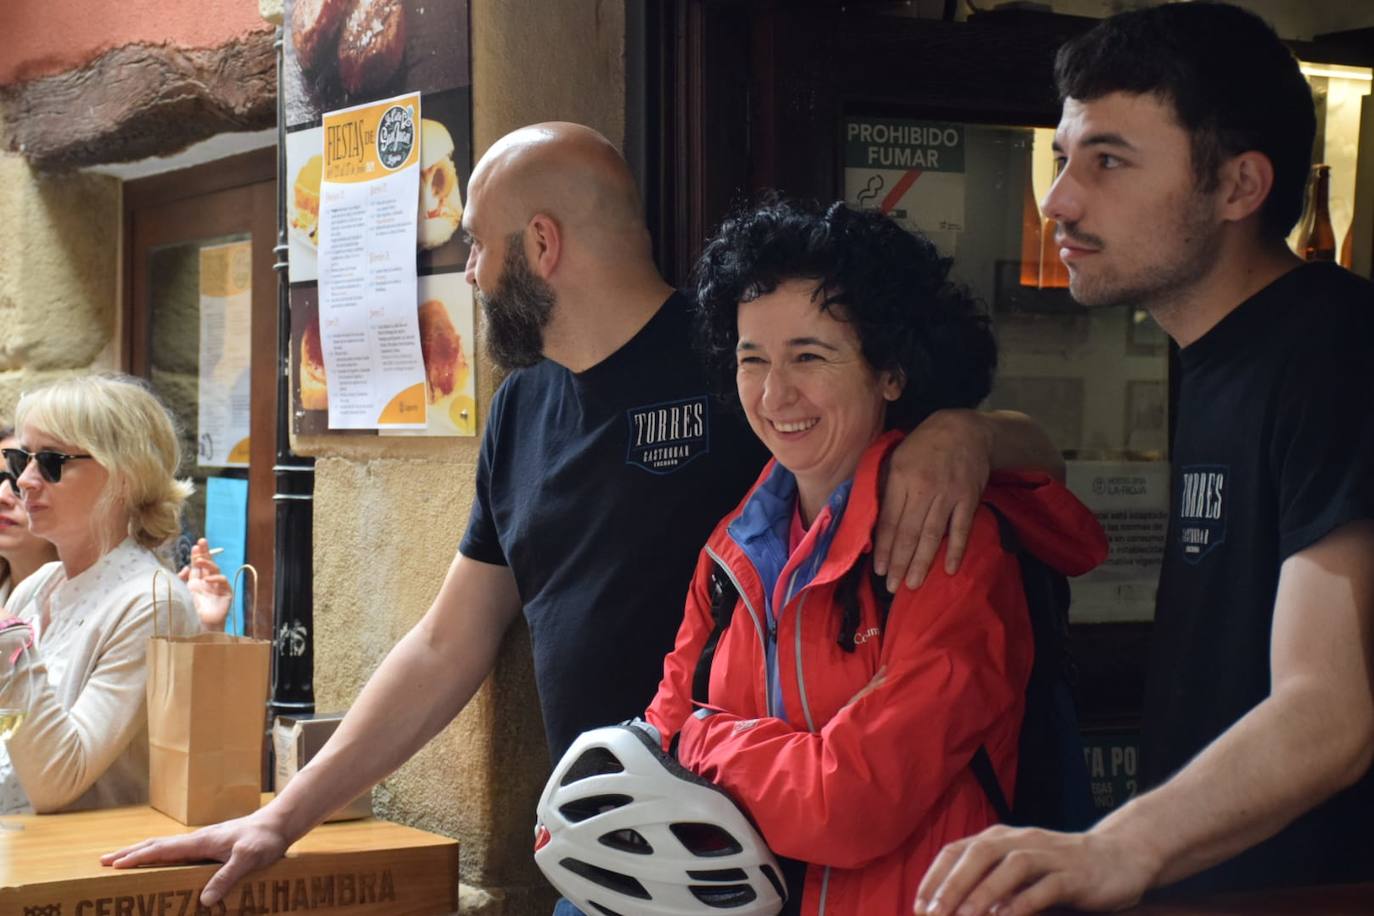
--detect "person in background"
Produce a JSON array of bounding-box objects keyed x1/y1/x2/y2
[
  {"x1": 5, "y1": 423, "x2": 226, "y2": 627},
  {"x1": 639, "y1": 199, "x2": 1105, "y2": 916},
  {"x1": 916, "y1": 5, "x2": 1374, "y2": 914},
  {"x1": 0, "y1": 424, "x2": 58, "y2": 610},
  {"x1": 0, "y1": 374, "x2": 199, "y2": 814}
]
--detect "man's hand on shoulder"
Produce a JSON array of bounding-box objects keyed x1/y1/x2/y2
[
  {"x1": 875, "y1": 409, "x2": 993, "y2": 592},
  {"x1": 875, "y1": 409, "x2": 1064, "y2": 591},
  {"x1": 914, "y1": 822, "x2": 1160, "y2": 916},
  {"x1": 101, "y1": 808, "x2": 292, "y2": 905}
]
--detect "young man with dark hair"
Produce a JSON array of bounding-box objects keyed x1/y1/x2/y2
[{"x1": 916, "y1": 4, "x2": 1374, "y2": 914}]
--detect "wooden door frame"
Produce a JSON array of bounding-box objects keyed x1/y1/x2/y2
[{"x1": 123, "y1": 146, "x2": 278, "y2": 639}]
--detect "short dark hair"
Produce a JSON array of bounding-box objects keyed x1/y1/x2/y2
[
  {"x1": 693, "y1": 198, "x2": 996, "y2": 431},
  {"x1": 1054, "y1": 2, "x2": 1314, "y2": 240}
]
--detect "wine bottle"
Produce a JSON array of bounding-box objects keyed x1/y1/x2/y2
[
  {"x1": 1340, "y1": 220, "x2": 1354, "y2": 270},
  {"x1": 1039, "y1": 155, "x2": 1070, "y2": 288},
  {"x1": 1297, "y1": 164, "x2": 1337, "y2": 262},
  {"x1": 1019, "y1": 154, "x2": 1042, "y2": 288},
  {"x1": 1040, "y1": 215, "x2": 1070, "y2": 288}
]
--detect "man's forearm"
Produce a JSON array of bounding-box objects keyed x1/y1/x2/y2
[
  {"x1": 262, "y1": 623, "x2": 489, "y2": 840},
  {"x1": 1092, "y1": 681, "x2": 1374, "y2": 890},
  {"x1": 984, "y1": 410, "x2": 1066, "y2": 481}
]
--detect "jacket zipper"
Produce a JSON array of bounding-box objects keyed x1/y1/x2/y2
[{"x1": 792, "y1": 580, "x2": 829, "y2": 915}]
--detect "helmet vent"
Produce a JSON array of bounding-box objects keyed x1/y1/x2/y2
[
  {"x1": 670, "y1": 822, "x2": 744, "y2": 857},
  {"x1": 559, "y1": 794, "x2": 633, "y2": 823},
  {"x1": 687, "y1": 868, "x2": 748, "y2": 882},
  {"x1": 689, "y1": 883, "x2": 759, "y2": 908},
  {"x1": 559, "y1": 857, "x2": 652, "y2": 900},
  {"x1": 599, "y1": 828, "x2": 654, "y2": 855},
  {"x1": 560, "y1": 747, "x2": 625, "y2": 786},
  {"x1": 587, "y1": 904, "x2": 625, "y2": 916},
  {"x1": 760, "y1": 863, "x2": 787, "y2": 901}
]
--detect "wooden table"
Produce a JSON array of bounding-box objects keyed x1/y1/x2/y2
[
  {"x1": 1, "y1": 798, "x2": 458, "y2": 916},
  {"x1": 1047, "y1": 883, "x2": 1374, "y2": 916}
]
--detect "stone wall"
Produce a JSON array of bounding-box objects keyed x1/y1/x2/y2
[{"x1": 0, "y1": 152, "x2": 120, "y2": 419}]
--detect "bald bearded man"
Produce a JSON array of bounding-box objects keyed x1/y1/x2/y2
[{"x1": 104, "y1": 123, "x2": 1065, "y2": 909}]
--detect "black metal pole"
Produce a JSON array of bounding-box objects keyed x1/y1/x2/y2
[{"x1": 270, "y1": 23, "x2": 316, "y2": 721}]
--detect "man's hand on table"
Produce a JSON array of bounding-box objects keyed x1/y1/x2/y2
[
  {"x1": 913, "y1": 823, "x2": 1158, "y2": 916},
  {"x1": 101, "y1": 810, "x2": 291, "y2": 906}
]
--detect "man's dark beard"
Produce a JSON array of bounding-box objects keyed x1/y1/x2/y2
[{"x1": 477, "y1": 234, "x2": 556, "y2": 370}]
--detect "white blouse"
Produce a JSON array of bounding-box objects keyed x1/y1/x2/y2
[{"x1": 0, "y1": 539, "x2": 198, "y2": 814}]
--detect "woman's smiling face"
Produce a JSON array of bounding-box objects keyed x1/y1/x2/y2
[{"x1": 735, "y1": 279, "x2": 902, "y2": 507}]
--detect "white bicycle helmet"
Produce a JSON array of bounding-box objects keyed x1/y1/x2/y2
[{"x1": 534, "y1": 723, "x2": 787, "y2": 915}]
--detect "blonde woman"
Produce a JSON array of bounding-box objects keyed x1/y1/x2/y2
[
  {"x1": 0, "y1": 375, "x2": 199, "y2": 814},
  {"x1": 0, "y1": 424, "x2": 58, "y2": 609}
]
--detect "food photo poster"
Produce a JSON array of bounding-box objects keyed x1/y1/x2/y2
[{"x1": 285, "y1": 0, "x2": 474, "y2": 437}]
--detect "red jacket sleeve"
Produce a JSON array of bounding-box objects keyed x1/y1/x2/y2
[
  {"x1": 645, "y1": 548, "x2": 720, "y2": 752},
  {"x1": 675, "y1": 511, "x2": 1032, "y2": 869}
]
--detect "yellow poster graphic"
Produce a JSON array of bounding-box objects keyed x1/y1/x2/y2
[{"x1": 317, "y1": 92, "x2": 428, "y2": 429}]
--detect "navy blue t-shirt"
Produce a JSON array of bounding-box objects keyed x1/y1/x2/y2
[
  {"x1": 460, "y1": 292, "x2": 769, "y2": 760},
  {"x1": 1143, "y1": 262, "x2": 1374, "y2": 896}
]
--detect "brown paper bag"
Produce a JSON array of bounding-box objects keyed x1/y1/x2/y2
[{"x1": 146, "y1": 566, "x2": 272, "y2": 825}]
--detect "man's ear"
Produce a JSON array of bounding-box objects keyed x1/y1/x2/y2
[
  {"x1": 1217, "y1": 151, "x2": 1275, "y2": 225},
  {"x1": 881, "y1": 369, "x2": 905, "y2": 402},
  {"x1": 528, "y1": 213, "x2": 562, "y2": 278}
]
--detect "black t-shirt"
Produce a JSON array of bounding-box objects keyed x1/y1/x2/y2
[
  {"x1": 460, "y1": 292, "x2": 769, "y2": 760},
  {"x1": 1142, "y1": 263, "x2": 1374, "y2": 896}
]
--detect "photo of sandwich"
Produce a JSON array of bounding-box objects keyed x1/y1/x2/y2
[
  {"x1": 418, "y1": 299, "x2": 469, "y2": 403},
  {"x1": 299, "y1": 315, "x2": 329, "y2": 412},
  {"x1": 415, "y1": 89, "x2": 472, "y2": 274},
  {"x1": 285, "y1": 127, "x2": 325, "y2": 284},
  {"x1": 419, "y1": 119, "x2": 462, "y2": 251},
  {"x1": 292, "y1": 154, "x2": 323, "y2": 247},
  {"x1": 378, "y1": 273, "x2": 476, "y2": 438}
]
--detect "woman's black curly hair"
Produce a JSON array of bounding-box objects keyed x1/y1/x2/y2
[{"x1": 692, "y1": 197, "x2": 996, "y2": 431}]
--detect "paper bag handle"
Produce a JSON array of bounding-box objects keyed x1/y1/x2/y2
[
  {"x1": 150, "y1": 568, "x2": 174, "y2": 637},
  {"x1": 231, "y1": 564, "x2": 259, "y2": 634}
]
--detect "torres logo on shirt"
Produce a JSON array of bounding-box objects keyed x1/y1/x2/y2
[
  {"x1": 625, "y1": 396, "x2": 710, "y2": 473},
  {"x1": 1178, "y1": 465, "x2": 1227, "y2": 562}
]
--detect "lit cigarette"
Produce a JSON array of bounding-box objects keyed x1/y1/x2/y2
[{"x1": 207, "y1": 547, "x2": 225, "y2": 557}]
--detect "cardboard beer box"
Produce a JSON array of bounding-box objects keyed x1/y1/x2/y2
[{"x1": 274, "y1": 712, "x2": 374, "y2": 821}]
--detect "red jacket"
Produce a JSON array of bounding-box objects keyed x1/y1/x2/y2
[{"x1": 646, "y1": 431, "x2": 1107, "y2": 915}]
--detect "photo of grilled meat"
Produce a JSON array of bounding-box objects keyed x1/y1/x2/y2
[
  {"x1": 337, "y1": 0, "x2": 408, "y2": 97},
  {"x1": 290, "y1": 0, "x2": 351, "y2": 73}
]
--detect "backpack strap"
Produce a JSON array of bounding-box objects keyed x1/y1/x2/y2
[
  {"x1": 985, "y1": 503, "x2": 1075, "y2": 683},
  {"x1": 973, "y1": 502, "x2": 1089, "y2": 829},
  {"x1": 970, "y1": 745, "x2": 1013, "y2": 823},
  {"x1": 869, "y1": 564, "x2": 894, "y2": 630},
  {"x1": 835, "y1": 559, "x2": 895, "y2": 653},
  {"x1": 692, "y1": 564, "x2": 739, "y2": 704}
]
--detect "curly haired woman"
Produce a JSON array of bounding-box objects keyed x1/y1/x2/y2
[{"x1": 644, "y1": 200, "x2": 1107, "y2": 916}]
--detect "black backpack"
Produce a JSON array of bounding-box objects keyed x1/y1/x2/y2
[{"x1": 691, "y1": 503, "x2": 1095, "y2": 832}]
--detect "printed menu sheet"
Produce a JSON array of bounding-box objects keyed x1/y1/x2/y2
[
  {"x1": 1066, "y1": 460, "x2": 1170, "y2": 623},
  {"x1": 317, "y1": 92, "x2": 428, "y2": 429},
  {"x1": 197, "y1": 240, "x2": 253, "y2": 466}
]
